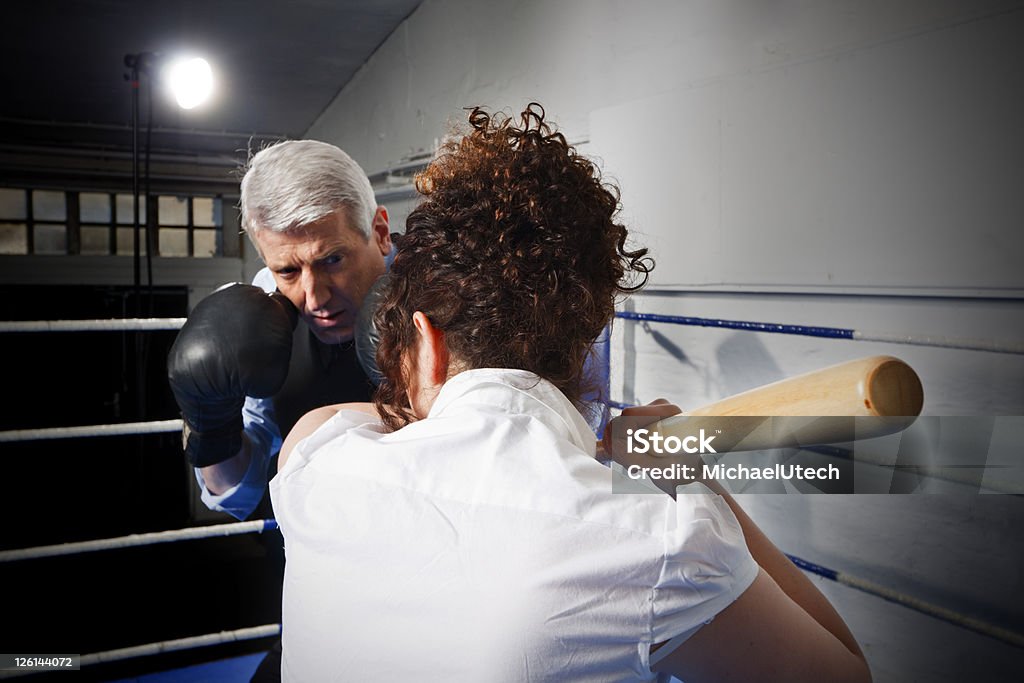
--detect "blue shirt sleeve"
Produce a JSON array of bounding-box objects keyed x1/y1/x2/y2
[
  {"x1": 194, "y1": 395, "x2": 281, "y2": 520},
  {"x1": 580, "y1": 325, "x2": 611, "y2": 436},
  {"x1": 193, "y1": 268, "x2": 282, "y2": 520}
]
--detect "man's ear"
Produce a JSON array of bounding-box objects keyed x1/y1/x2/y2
[
  {"x1": 371, "y1": 207, "x2": 391, "y2": 255},
  {"x1": 412, "y1": 311, "x2": 448, "y2": 386}
]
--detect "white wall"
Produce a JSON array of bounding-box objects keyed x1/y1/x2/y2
[{"x1": 307, "y1": 1, "x2": 1024, "y2": 680}]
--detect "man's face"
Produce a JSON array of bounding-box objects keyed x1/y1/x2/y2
[{"x1": 253, "y1": 208, "x2": 391, "y2": 345}]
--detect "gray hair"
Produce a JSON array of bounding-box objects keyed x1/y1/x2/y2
[{"x1": 239, "y1": 139, "x2": 377, "y2": 238}]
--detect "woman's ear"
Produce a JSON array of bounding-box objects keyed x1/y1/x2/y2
[
  {"x1": 407, "y1": 311, "x2": 449, "y2": 419},
  {"x1": 412, "y1": 311, "x2": 448, "y2": 385}
]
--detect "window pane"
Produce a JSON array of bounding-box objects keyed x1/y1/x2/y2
[
  {"x1": 159, "y1": 228, "x2": 188, "y2": 256},
  {"x1": 116, "y1": 227, "x2": 147, "y2": 256},
  {"x1": 80, "y1": 193, "x2": 111, "y2": 223},
  {"x1": 116, "y1": 193, "x2": 145, "y2": 224},
  {"x1": 34, "y1": 224, "x2": 67, "y2": 254},
  {"x1": 32, "y1": 191, "x2": 66, "y2": 221},
  {"x1": 158, "y1": 196, "x2": 188, "y2": 226},
  {"x1": 81, "y1": 226, "x2": 111, "y2": 255},
  {"x1": 193, "y1": 197, "x2": 221, "y2": 227},
  {"x1": 0, "y1": 224, "x2": 27, "y2": 254},
  {"x1": 0, "y1": 189, "x2": 26, "y2": 220},
  {"x1": 193, "y1": 229, "x2": 217, "y2": 257}
]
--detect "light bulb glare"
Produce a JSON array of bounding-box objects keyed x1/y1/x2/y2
[{"x1": 167, "y1": 57, "x2": 213, "y2": 110}]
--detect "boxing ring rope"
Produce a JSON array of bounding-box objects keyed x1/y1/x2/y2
[
  {"x1": 0, "y1": 626, "x2": 282, "y2": 679},
  {"x1": 0, "y1": 519, "x2": 278, "y2": 563},
  {"x1": 787, "y1": 555, "x2": 1024, "y2": 649},
  {"x1": 0, "y1": 318, "x2": 187, "y2": 442},
  {"x1": 0, "y1": 516, "x2": 282, "y2": 676},
  {"x1": 802, "y1": 444, "x2": 1020, "y2": 494},
  {"x1": 7, "y1": 313, "x2": 1021, "y2": 354},
  {"x1": 615, "y1": 311, "x2": 1024, "y2": 355},
  {"x1": 0, "y1": 419, "x2": 183, "y2": 443},
  {"x1": 78, "y1": 624, "x2": 282, "y2": 668},
  {"x1": 0, "y1": 318, "x2": 186, "y2": 333},
  {"x1": 12, "y1": 313, "x2": 1021, "y2": 354}
]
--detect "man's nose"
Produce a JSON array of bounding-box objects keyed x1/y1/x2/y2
[{"x1": 301, "y1": 270, "x2": 331, "y2": 312}]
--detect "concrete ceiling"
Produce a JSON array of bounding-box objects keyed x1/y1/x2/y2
[{"x1": 0, "y1": 0, "x2": 422, "y2": 192}]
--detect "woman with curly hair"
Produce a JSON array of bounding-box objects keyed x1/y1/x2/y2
[{"x1": 271, "y1": 105, "x2": 869, "y2": 682}]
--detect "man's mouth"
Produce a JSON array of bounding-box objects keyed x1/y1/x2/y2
[{"x1": 309, "y1": 310, "x2": 346, "y2": 326}]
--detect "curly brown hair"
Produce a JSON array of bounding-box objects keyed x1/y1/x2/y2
[{"x1": 373, "y1": 103, "x2": 652, "y2": 430}]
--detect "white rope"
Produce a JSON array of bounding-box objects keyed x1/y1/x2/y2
[
  {"x1": 0, "y1": 419, "x2": 183, "y2": 442},
  {"x1": 616, "y1": 311, "x2": 1024, "y2": 355},
  {"x1": 836, "y1": 571, "x2": 1024, "y2": 649},
  {"x1": 78, "y1": 624, "x2": 282, "y2": 668},
  {"x1": 0, "y1": 519, "x2": 278, "y2": 563},
  {"x1": 802, "y1": 447, "x2": 1024, "y2": 495},
  {"x1": 853, "y1": 330, "x2": 1024, "y2": 355},
  {"x1": 0, "y1": 318, "x2": 186, "y2": 333}
]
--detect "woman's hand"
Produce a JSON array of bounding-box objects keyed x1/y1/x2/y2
[
  {"x1": 598, "y1": 399, "x2": 712, "y2": 496},
  {"x1": 599, "y1": 398, "x2": 681, "y2": 458}
]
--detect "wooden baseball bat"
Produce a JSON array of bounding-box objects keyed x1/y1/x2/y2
[{"x1": 627, "y1": 355, "x2": 924, "y2": 453}]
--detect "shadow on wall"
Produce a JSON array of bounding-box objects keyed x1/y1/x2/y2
[{"x1": 715, "y1": 331, "x2": 785, "y2": 396}]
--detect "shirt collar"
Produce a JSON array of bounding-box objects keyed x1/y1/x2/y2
[{"x1": 428, "y1": 368, "x2": 597, "y2": 456}]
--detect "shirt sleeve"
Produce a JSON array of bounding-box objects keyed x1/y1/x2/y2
[
  {"x1": 271, "y1": 409, "x2": 384, "y2": 536},
  {"x1": 648, "y1": 483, "x2": 759, "y2": 666},
  {"x1": 194, "y1": 392, "x2": 282, "y2": 521},
  {"x1": 192, "y1": 269, "x2": 283, "y2": 519},
  {"x1": 251, "y1": 267, "x2": 277, "y2": 293},
  {"x1": 276, "y1": 409, "x2": 382, "y2": 477}
]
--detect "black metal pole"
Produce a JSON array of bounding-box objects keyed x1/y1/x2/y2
[
  {"x1": 145, "y1": 80, "x2": 155, "y2": 315},
  {"x1": 125, "y1": 54, "x2": 147, "y2": 431},
  {"x1": 129, "y1": 55, "x2": 141, "y2": 316}
]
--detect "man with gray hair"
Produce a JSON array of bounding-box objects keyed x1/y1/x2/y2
[{"x1": 168, "y1": 139, "x2": 393, "y2": 520}]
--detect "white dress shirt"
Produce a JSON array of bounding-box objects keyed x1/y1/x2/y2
[{"x1": 271, "y1": 368, "x2": 757, "y2": 682}]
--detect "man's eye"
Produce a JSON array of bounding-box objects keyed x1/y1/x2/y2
[
  {"x1": 323, "y1": 254, "x2": 344, "y2": 266},
  {"x1": 275, "y1": 268, "x2": 298, "y2": 279}
]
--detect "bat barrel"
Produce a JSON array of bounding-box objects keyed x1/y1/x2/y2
[
  {"x1": 643, "y1": 356, "x2": 924, "y2": 452},
  {"x1": 865, "y1": 356, "x2": 923, "y2": 417}
]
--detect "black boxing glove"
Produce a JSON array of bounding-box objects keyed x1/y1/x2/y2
[
  {"x1": 167, "y1": 283, "x2": 297, "y2": 467},
  {"x1": 354, "y1": 274, "x2": 390, "y2": 386}
]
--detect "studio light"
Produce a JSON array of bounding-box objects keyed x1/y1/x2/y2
[{"x1": 166, "y1": 57, "x2": 214, "y2": 110}]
